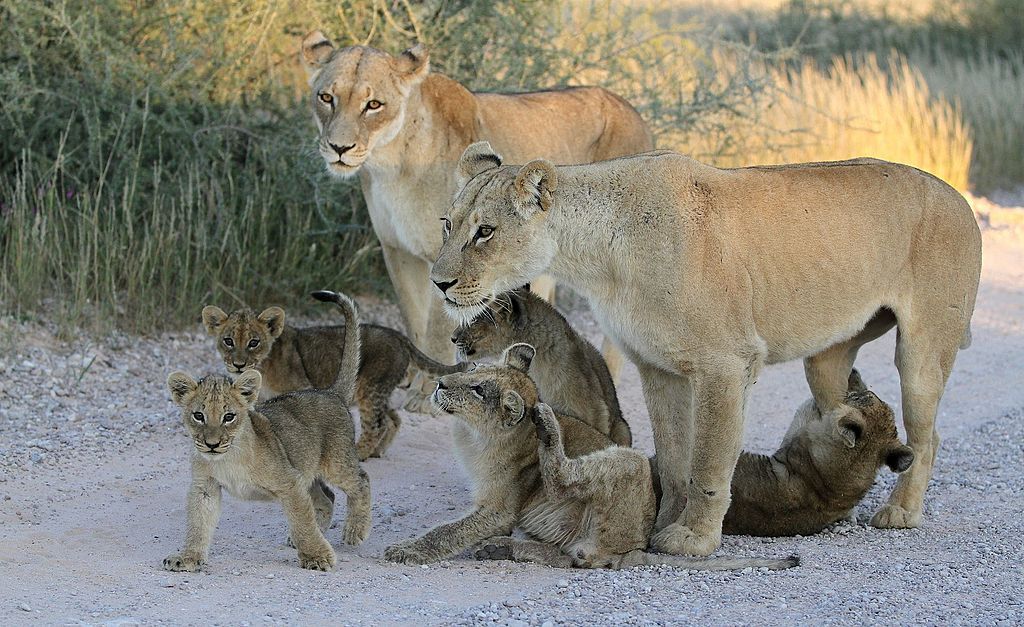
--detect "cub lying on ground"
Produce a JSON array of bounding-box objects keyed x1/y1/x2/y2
[
  {"x1": 384, "y1": 343, "x2": 795, "y2": 570},
  {"x1": 202, "y1": 302, "x2": 466, "y2": 460},
  {"x1": 451, "y1": 287, "x2": 632, "y2": 446},
  {"x1": 164, "y1": 291, "x2": 371, "y2": 572},
  {"x1": 720, "y1": 370, "x2": 915, "y2": 536}
]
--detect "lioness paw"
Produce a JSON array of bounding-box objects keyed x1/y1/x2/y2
[
  {"x1": 299, "y1": 550, "x2": 336, "y2": 571},
  {"x1": 650, "y1": 523, "x2": 720, "y2": 557},
  {"x1": 870, "y1": 504, "x2": 922, "y2": 529},
  {"x1": 383, "y1": 542, "x2": 432, "y2": 565},
  {"x1": 162, "y1": 553, "x2": 203, "y2": 572}
]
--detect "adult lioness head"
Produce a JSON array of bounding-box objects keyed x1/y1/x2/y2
[
  {"x1": 431, "y1": 142, "x2": 558, "y2": 325},
  {"x1": 300, "y1": 31, "x2": 429, "y2": 177}
]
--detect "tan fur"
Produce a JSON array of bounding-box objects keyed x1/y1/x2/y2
[
  {"x1": 384, "y1": 344, "x2": 795, "y2": 571},
  {"x1": 451, "y1": 287, "x2": 631, "y2": 446},
  {"x1": 202, "y1": 299, "x2": 465, "y2": 460},
  {"x1": 430, "y1": 143, "x2": 982, "y2": 556},
  {"x1": 163, "y1": 292, "x2": 371, "y2": 572},
  {"x1": 299, "y1": 32, "x2": 652, "y2": 385}
]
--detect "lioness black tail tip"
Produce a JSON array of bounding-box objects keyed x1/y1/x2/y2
[{"x1": 786, "y1": 554, "x2": 800, "y2": 568}]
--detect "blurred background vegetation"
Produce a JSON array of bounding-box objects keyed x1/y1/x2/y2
[{"x1": 1, "y1": 0, "x2": 1021, "y2": 334}]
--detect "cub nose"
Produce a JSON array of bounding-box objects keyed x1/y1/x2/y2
[
  {"x1": 232, "y1": 362, "x2": 246, "y2": 370},
  {"x1": 204, "y1": 439, "x2": 220, "y2": 450},
  {"x1": 436, "y1": 379, "x2": 448, "y2": 391},
  {"x1": 433, "y1": 279, "x2": 457, "y2": 295},
  {"x1": 328, "y1": 142, "x2": 355, "y2": 157}
]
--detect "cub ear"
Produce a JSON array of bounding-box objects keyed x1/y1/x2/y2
[
  {"x1": 393, "y1": 43, "x2": 429, "y2": 84},
  {"x1": 847, "y1": 368, "x2": 867, "y2": 393},
  {"x1": 503, "y1": 342, "x2": 536, "y2": 373},
  {"x1": 885, "y1": 444, "x2": 915, "y2": 473},
  {"x1": 513, "y1": 159, "x2": 557, "y2": 215},
  {"x1": 456, "y1": 141, "x2": 503, "y2": 189},
  {"x1": 506, "y1": 292, "x2": 527, "y2": 331},
  {"x1": 257, "y1": 306, "x2": 286, "y2": 339},
  {"x1": 233, "y1": 369, "x2": 262, "y2": 407},
  {"x1": 502, "y1": 390, "x2": 525, "y2": 424},
  {"x1": 201, "y1": 305, "x2": 228, "y2": 335},
  {"x1": 829, "y1": 406, "x2": 865, "y2": 448},
  {"x1": 167, "y1": 371, "x2": 198, "y2": 406},
  {"x1": 301, "y1": 30, "x2": 336, "y2": 80}
]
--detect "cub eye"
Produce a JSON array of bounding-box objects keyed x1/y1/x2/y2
[
  {"x1": 366, "y1": 99, "x2": 382, "y2": 111},
  {"x1": 318, "y1": 92, "x2": 333, "y2": 105},
  {"x1": 222, "y1": 413, "x2": 236, "y2": 424},
  {"x1": 470, "y1": 385, "x2": 485, "y2": 399},
  {"x1": 192, "y1": 412, "x2": 205, "y2": 423},
  {"x1": 475, "y1": 225, "x2": 494, "y2": 241},
  {"x1": 223, "y1": 337, "x2": 234, "y2": 348},
  {"x1": 441, "y1": 217, "x2": 452, "y2": 239},
  {"x1": 247, "y1": 338, "x2": 260, "y2": 349}
]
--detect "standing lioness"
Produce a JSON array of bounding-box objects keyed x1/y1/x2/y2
[
  {"x1": 430, "y1": 142, "x2": 981, "y2": 556},
  {"x1": 299, "y1": 32, "x2": 652, "y2": 389}
]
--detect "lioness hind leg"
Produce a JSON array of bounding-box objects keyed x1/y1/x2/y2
[
  {"x1": 873, "y1": 318, "x2": 960, "y2": 529},
  {"x1": 475, "y1": 536, "x2": 575, "y2": 568}
]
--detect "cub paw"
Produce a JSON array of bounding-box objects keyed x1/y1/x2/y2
[
  {"x1": 343, "y1": 519, "x2": 370, "y2": 545},
  {"x1": 299, "y1": 550, "x2": 336, "y2": 572},
  {"x1": 870, "y1": 503, "x2": 922, "y2": 529},
  {"x1": 474, "y1": 537, "x2": 515, "y2": 561},
  {"x1": 383, "y1": 542, "x2": 432, "y2": 565},
  {"x1": 532, "y1": 403, "x2": 558, "y2": 447},
  {"x1": 650, "y1": 523, "x2": 720, "y2": 557},
  {"x1": 162, "y1": 553, "x2": 203, "y2": 572}
]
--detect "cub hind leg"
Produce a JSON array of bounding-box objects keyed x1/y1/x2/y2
[
  {"x1": 475, "y1": 536, "x2": 575, "y2": 568},
  {"x1": 280, "y1": 483, "x2": 336, "y2": 571},
  {"x1": 324, "y1": 440, "x2": 372, "y2": 545},
  {"x1": 354, "y1": 379, "x2": 393, "y2": 461},
  {"x1": 286, "y1": 479, "x2": 335, "y2": 548}
]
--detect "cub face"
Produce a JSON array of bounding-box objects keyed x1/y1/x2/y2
[
  {"x1": 450, "y1": 289, "x2": 529, "y2": 359},
  {"x1": 300, "y1": 31, "x2": 429, "y2": 177},
  {"x1": 430, "y1": 143, "x2": 558, "y2": 326},
  {"x1": 201, "y1": 306, "x2": 284, "y2": 374},
  {"x1": 166, "y1": 370, "x2": 261, "y2": 459},
  {"x1": 431, "y1": 343, "x2": 540, "y2": 430},
  {"x1": 810, "y1": 389, "x2": 915, "y2": 474}
]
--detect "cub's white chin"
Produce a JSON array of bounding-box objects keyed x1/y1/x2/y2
[{"x1": 443, "y1": 300, "x2": 490, "y2": 327}]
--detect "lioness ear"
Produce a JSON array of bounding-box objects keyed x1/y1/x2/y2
[
  {"x1": 503, "y1": 342, "x2": 536, "y2": 372},
  {"x1": 301, "y1": 30, "x2": 336, "y2": 81},
  {"x1": 514, "y1": 159, "x2": 557, "y2": 215},
  {"x1": 831, "y1": 407, "x2": 865, "y2": 448},
  {"x1": 201, "y1": 306, "x2": 228, "y2": 335},
  {"x1": 233, "y1": 369, "x2": 262, "y2": 407},
  {"x1": 502, "y1": 390, "x2": 525, "y2": 424},
  {"x1": 393, "y1": 43, "x2": 429, "y2": 84},
  {"x1": 167, "y1": 371, "x2": 198, "y2": 406},
  {"x1": 885, "y1": 444, "x2": 915, "y2": 473},
  {"x1": 456, "y1": 141, "x2": 503, "y2": 189},
  {"x1": 257, "y1": 306, "x2": 286, "y2": 339}
]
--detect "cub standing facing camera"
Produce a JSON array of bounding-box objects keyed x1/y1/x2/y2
[{"x1": 163, "y1": 291, "x2": 371, "y2": 572}]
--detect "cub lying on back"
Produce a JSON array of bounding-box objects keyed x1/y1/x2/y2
[
  {"x1": 451, "y1": 287, "x2": 632, "y2": 446},
  {"x1": 720, "y1": 370, "x2": 915, "y2": 536},
  {"x1": 202, "y1": 302, "x2": 466, "y2": 460},
  {"x1": 383, "y1": 343, "x2": 795, "y2": 570},
  {"x1": 164, "y1": 291, "x2": 371, "y2": 572}
]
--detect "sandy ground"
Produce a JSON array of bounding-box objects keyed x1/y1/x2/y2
[{"x1": 0, "y1": 221, "x2": 1022, "y2": 625}]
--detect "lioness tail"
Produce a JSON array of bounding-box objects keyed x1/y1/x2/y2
[
  {"x1": 310, "y1": 290, "x2": 361, "y2": 405},
  {"x1": 616, "y1": 550, "x2": 798, "y2": 571}
]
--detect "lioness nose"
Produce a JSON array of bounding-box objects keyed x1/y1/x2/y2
[
  {"x1": 329, "y1": 142, "x2": 355, "y2": 156},
  {"x1": 433, "y1": 279, "x2": 457, "y2": 295}
]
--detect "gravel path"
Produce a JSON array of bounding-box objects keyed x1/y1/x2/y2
[{"x1": 0, "y1": 225, "x2": 1021, "y2": 626}]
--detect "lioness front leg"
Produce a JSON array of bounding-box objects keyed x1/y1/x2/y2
[
  {"x1": 651, "y1": 358, "x2": 757, "y2": 556},
  {"x1": 280, "y1": 485, "x2": 336, "y2": 571},
  {"x1": 383, "y1": 509, "x2": 515, "y2": 565},
  {"x1": 637, "y1": 364, "x2": 694, "y2": 532},
  {"x1": 163, "y1": 473, "x2": 221, "y2": 572}
]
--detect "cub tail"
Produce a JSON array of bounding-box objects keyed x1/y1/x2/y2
[
  {"x1": 403, "y1": 336, "x2": 469, "y2": 378},
  {"x1": 311, "y1": 290, "x2": 361, "y2": 405},
  {"x1": 616, "y1": 550, "x2": 799, "y2": 571}
]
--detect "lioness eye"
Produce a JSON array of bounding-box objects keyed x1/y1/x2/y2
[
  {"x1": 223, "y1": 337, "x2": 234, "y2": 347},
  {"x1": 470, "y1": 385, "x2": 485, "y2": 399},
  {"x1": 247, "y1": 338, "x2": 260, "y2": 349},
  {"x1": 192, "y1": 412, "x2": 205, "y2": 423},
  {"x1": 475, "y1": 225, "x2": 494, "y2": 241},
  {"x1": 318, "y1": 92, "x2": 333, "y2": 105},
  {"x1": 366, "y1": 99, "x2": 382, "y2": 111},
  {"x1": 223, "y1": 413, "x2": 236, "y2": 424}
]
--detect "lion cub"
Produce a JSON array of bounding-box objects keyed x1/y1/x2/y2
[
  {"x1": 164, "y1": 291, "x2": 371, "y2": 572},
  {"x1": 720, "y1": 370, "x2": 915, "y2": 536},
  {"x1": 202, "y1": 301, "x2": 466, "y2": 461},
  {"x1": 451, "y1": 287, "x2": 632, "y2": 446},
  {"x1": 384, "y1": 343, "x2": 795, "y2": 571}
]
